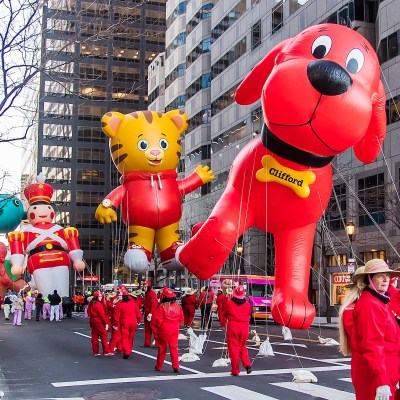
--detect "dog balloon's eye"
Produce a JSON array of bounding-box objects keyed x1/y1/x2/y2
[
  {"x1": 311, "y1": 35, "x2": 332, "y2": 59},
  {"x1": 346, "y1": 49, "x2": 364, "y2": 74}
]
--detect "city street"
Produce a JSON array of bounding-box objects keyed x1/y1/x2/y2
[{"x1": 0, "y1": 312, "x2": 354, "y2": 400}]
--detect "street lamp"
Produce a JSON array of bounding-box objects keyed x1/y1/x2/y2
[{"x1": 345, "y1": 221, "x2": 356, "y2": 273}]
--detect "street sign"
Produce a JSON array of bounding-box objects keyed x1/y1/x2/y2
[{"x1": 347, "y1": 258, "x2": 356, "y2": 273}]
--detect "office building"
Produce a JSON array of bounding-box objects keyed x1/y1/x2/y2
[{"x1": 26, "y1": 0, "x2": 166, "y2": 290}]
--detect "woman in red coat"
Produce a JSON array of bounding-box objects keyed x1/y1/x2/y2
[
  {"x1": 87, "y1": 291, "x2": 113, "y2": 357},
  {"x1": 338, "y1": 266, "x2": 365, "y2": 356},
  {"x1": 153, "y1": 287, "x2": 184, "y2": 373},
  {"x1": 181, "y1": 288, "x2": 197, "y2": 327},
  {"x1": 352, "y1": 259, "x2": 400, "y2": 400},
  {"x1": 113, "y1": 290, "x2": 142, "y2": 359},
  {"x1": 222, "y1": 285, "x2": 252, "y2": 376}
]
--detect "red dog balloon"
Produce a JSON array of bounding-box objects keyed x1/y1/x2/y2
[{"x1": 177, "y1": 24, "x2": 386, "y2": 329}]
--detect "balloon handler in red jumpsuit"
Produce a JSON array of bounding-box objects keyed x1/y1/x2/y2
[
  {"x1": 8, "y1": 173, "x2": 85, "y2": 297},
  {"x1": 152, "y1": 287, "x2": 184, "y2": 373},
  {"x1": 181, "y1": 288, "x2": 197, "y2": 327},
  {"x1": 87, "y1": 291, "x2": 113, "y2": 357},
  {"x1": 222, "y1": 285, "x2": 252, "y2": 376},
  {"x1": 143, "y1": 281, "x2": 159, "y2": 347},
  {"x1": 113, "y1": 289, "x2": 142, "y2": 359}
]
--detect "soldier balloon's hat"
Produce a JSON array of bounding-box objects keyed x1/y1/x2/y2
[{"x1": 24, "y1": 172, "x2": 53, "y2": 205}]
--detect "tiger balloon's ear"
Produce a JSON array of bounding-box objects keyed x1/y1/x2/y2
[
  {"x1": 101, "y1": 112, "x2": 125, "y2": 139},
  {"x1": 353, "y1": 81, "x2": 387, "y2": 164},
  {"x1": 235, "y1": 39, "x2": 292, "y2": 105},
  {"x1": 165, "y1": 109, "x2": 189, "y2": 136}
]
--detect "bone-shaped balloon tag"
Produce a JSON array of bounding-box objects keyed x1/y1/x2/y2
[{"x1": 256, "y1": 155, "x2": 316, "y2": 198}]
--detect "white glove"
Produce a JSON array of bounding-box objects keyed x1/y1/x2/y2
[
  {"x1": 113, "y1": 326, "x2": 118, "y2": 331},
  {"x1": 375, "y1": 385, "x2": 391, "y2": 400},
  {"x1": 105, "y1": 324, "x2": 109, "y2": 331},
  {"x1": 147, "y1": 313, "x2": 152, "y2": 322}
]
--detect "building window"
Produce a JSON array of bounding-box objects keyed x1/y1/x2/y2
[
  {"x1": 211, "y1": 83, "x2": 239, "y2": 116},
  {"x1": 186, "y1": 73, "x2": 211, "y2": 100},
  {"x1": 358, "y1": 173, "x2": 385, "y2": 227},
  {"x1": 166, "y1": 32, "x2": 186, "y2": 58},
  {"x1": 165, "y1": 95, "x2": 186, "y2": 111},
  {"x1": 251, "y1": 107, "x2": 262, "y2": 135},
  {"x1": 211, "y1": 170, "x2": 229, "y2": 192},
  {"x1": 187, "y1": 3, "x2": 213, "y2": 35},
  {"x1": 378, "y1": 29, "x2": 400, "y2": 64},
  {"x1": 386, "y1": 94, "x2": 400, "y2": 124},
  {"x1": 77, "y1": 169, "x2": 105, "y2": 185},
  {"x1": 187, "y1": 38, "x2": 212, "y2": 68},
  {"x1": 211, "y1": 120, "x2": 247, "y2": 154},
  {"x1": 272, "y1": 1, "x2": 283, "y2": 34},
  {"x1": 167, "y1": 1, "x2": 187, "y2": 28},
  {"x1": 212, "y1": 0, "x2": 246, "y2": 40},
  {"x1": 360, "y1": 250, "x2": 387, "y2": 263},
  {"x1": 43, "y1": 124, "x2": 72, "y2": 141},
  {"x1": 211, "y1": 39, "x2": 246, "y2": 79},
  {"x1": 251, "y1": 20, "x2": 261, "y2": 50},
  {"x1": 326, "y1": 183, "x2": 347, "y2": 231},
  {"x1": 53, "y1": 189, "x2": 71, "y2": 206},
  {"x1": 323, "y1": 3, "x2": 354, "y2": 28},
  {"x1": 328, "y1": 254, "x2": 347, "y2": 267},
  {"x1": 77, "y1": 148, "x2": 106, "y2": 164},
  {"x1": 80, "y1": 234, "x2": 104, "y2": 251},
  {"x1": 78, "y1": 127, "x2": 105, "y2": 143},
  {"x1": 76, "y1": 191, "x2": 103, "y2": 207}
]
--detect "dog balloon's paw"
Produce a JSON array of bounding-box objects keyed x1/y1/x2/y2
[{"x1": 271, "y1": 292, "x2": 315, "y2": 330}]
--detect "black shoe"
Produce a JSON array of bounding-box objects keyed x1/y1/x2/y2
[
  {"x1": 173, "y1": 369, "x2": 179, "y2": 373},
  {"x1": 246, "y1": 365, "x2": 253, "y2": 374},
  {"x1": 123, "y1": 354, "x2": 129, "y2": 359}
]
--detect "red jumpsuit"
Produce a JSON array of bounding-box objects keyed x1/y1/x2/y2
[
  {"x1": 143, "y1": 288, "x2": 158, "y2": 346},
  {"x1": 352, "y1": 288, "x2": 400, "y2": 400},
  {"x1": 181, "y1": 294, "x2": 197, "y2": 327},
  {"x1": 109, "y1": 300, "x2": 122, "y2": 353},
  {"x1": 223, "y1": 299, "x2": 252, "y2": 376},
  {"x1": 88, "y1": 300, "x2": 110, "y2": 355},
  {"x1": 152, "y1": 302, "x2": 184, "y2": 371},
  {"x1": 216, "y1": 293, "x2": 228, "y2": 327},
  {"x1": 113, "y1": 298, "x2": 142, "y2": 357},
  {"x1": 197, "y1": 290, "x2": 214, "y2": 329}
]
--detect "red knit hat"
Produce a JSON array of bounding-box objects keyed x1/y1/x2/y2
[
  {"x1": 162, "y1": 287, "x2": 176, "y2": 299},
  {"x1": 233, "y1": 285, "x2": 245, "y2": 299}
]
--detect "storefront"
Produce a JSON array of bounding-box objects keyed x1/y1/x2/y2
[{"x1": 331, "y1": 272, "x2": 352, "y2": 305}]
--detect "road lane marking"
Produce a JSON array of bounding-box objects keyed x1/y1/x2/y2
[
  {"x1": 52, "y1": 365, "x2": 350, "y2": 387},
  {"x1": 207, "y1": 339, "x2": 348, "y2": 366},
  {"x1": 202, "y1": 384, "x2": 278, "y2": 399},
  {"x1": 271, "y1": 382, "x2": 355, "y2": 399},
  {"x1": 73, "y1": 331, "x2": 203, "y2": 374},
  {"x1": 340, "y1": 378, "x2": 352, "y2": 382}
]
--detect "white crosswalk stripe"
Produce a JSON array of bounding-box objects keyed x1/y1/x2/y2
[
  {"x1": 202, "y1": 385, "x2": 279, "y2": 399},
  {"x1": 271, "y1": 382, "x2": 355, "y2": 399}
]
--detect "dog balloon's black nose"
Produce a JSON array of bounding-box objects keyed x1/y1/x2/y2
[{"x1": 307, "y1": 60, "x2": 352, "y2": 96}]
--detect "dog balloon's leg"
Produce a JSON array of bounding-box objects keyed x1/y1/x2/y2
[
  {"x1": 177, "y1": 189, "x2": 250, "y2": 280},
  {"x1": 271, "y1": 223, "x2": 316, "y2": 330}
]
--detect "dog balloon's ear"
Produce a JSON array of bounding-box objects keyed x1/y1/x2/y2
[
  {"x1": 235, "y1": 39, "x2": 291, "y2": 105},
  {"x1": 353, "y1": 81, "x2": 386, "y2": 163}
]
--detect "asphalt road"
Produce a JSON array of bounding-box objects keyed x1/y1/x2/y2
[{"x1": 0, "y1": 313, "x2": 354, "y2": 400}]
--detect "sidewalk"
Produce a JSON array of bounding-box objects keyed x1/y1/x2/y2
[{"x1": 311, "y1": 316, "x2": 339, "y2": 329}]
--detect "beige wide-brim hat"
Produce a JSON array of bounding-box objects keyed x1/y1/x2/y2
[
  {"x1": 355, "y1": 259, "x2": 400, "y2": 280},
  {"x1": 185, "y1": 288, "x2": 196, "y2": 295},
  {"x1": 350, "y1": 266, "x2": 366, "y2": 284}
]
